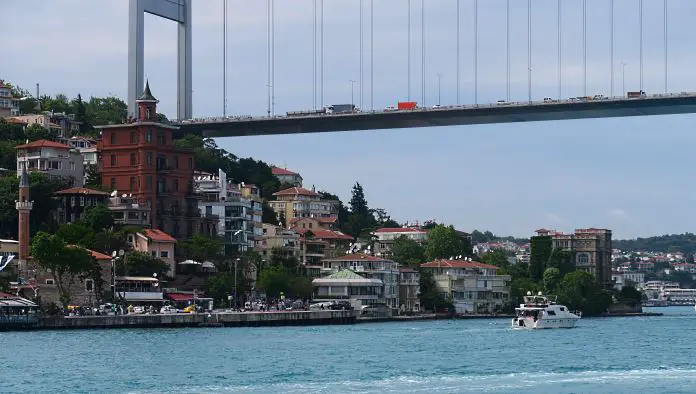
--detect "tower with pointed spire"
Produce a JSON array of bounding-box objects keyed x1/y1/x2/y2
[
  {"x1": 16, "y1": 167, "x2": 33, "y2": 262},
  {"x1": 137, "y1": 80, "x2": 158, "y2": 121}
]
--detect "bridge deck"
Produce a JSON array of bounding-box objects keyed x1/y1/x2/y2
[{"x1": 177, "y1": 94, "x2": 696, "y2": 138}]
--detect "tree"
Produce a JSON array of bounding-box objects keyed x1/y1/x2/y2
[
  {"x1": 424, "y1": 224, "x2": 468, "y2": 260},
  {"x1": 480, "y1": 249, "x2": 510, "y2": 268},
  {"x1": 547, "y1": 248, "x2": 575, "y2": 276},
  {"x1": 120, "y1": 251, "x2": 170, "y2": 278},
  {"x1": 542, "y1": 267, "x2": 561, "y2": 293},
  {"x1": 179, "y1": 235, "x2": 222, "y2": 262},
  {"x1": 507, "y1": 277, "x2": 543, "y2": 311},
  {"x1": 344, "y1": 182, "x2": 378, "y2": 238},
  {"x1": 418, "y1": 270, "x2": 453, "y2": 313},
  {"x1": 85, "y1": 96, "x2": 128, "y2": 127},
  {"x1": 349, "y1": 182, "x2": 369, "y2": 215},
  {"x1": 56, "y1": 223, "x2": 93, "y2": 245},
  {"x1": 257, "y1": 265, "x2": 292, "y2": 299},
  {"x1": 71, "y1": 94, "x2": 87, "y2": 130},
  {"x1": 278, "y1": 211, "x2": 287, "y2": 228},
  {"x1": 372, "y1": 208, "x2": 401, "y2": 228},
  {"x1": 26, "y1": 123, "x2": 57, "y2": 142},
  {"x1": 391, "y1": 235, "x2": 425, "y2": 268},
  {"x1": 616, "y1": 285, "x2": 642, "y2": 307},
  {"x1": 556, "y1": 271, "x2": 612, "y2": 316},
  {"x1": 84, "y1": 163, "x2": 102, "y2": 188},
  {"x1": 262, "y1": 201, "x2": 278, "y2": 225},
  {"x1": 77, "y1": 204, "x2": 114, "y2": 232},
  {"x1": 529, "y1": 235, "x2": 552, "y2": 282},
  {"x1": 31, "y1": 232, "x2": 96, "y2": 307}
]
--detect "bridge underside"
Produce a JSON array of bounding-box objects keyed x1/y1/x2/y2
[{"x1": 178, "y1": 96, "x2": 696, "y2": 138}]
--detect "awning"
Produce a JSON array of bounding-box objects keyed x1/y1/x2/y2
[{"x1": 167, "y1": 293, "x2": 194, "y2": 301}]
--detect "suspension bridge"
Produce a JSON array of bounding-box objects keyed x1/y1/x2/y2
[{"x1": 128, "y1": 0, "x2": 695, "y2": 138}]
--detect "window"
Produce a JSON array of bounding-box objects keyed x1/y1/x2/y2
[
  {"x1": 111, "y1": 154, "x2": 116, "y2": 166},
  {"x1": 85, "y1": 279, "x2": 94, "y2": 292},
  {"x1": 70, "y1": 161, "x2": 75, "y2": 171},
  {"x1": 174, "y1": 156, "x2": 179, "y2": 169},
  {"x1": 161, "y1": 251, "x2": 169, "y2": 258},
  {"x1": 151, "y1": 251, "x2": 157, "y2": 257},
  {"x1": 188, "y1": 157, "x2": 193, "y2": 169},
  {"x1": 110, "y1": 132, "x2": 116, "y2": 144},
  {"x1": 174, "y1": 179, "x2": 179, "y2": 191},
  {"x1": 130, "y1": 153, "x2": 137, "y2": 165},
  {"x1": 130, "y1": 177, "x2": 136, "y2": 191},
  {"x1": 157, "y1": 131, "x2": 165, "y2": 144},
  {"x1": 146, "y1": 176, "x2": 152, "y2": 190},
  {"x1": 138, "y1": 176, "x2": 141, "y2": 189},
  {"x1": 45, "y1": 279, "x2": 55, "y2": 285},
  {"x1": 578, "y1": 253, "x2": 589, "y2": 265},
  {"x1": 110, "y1": 177, "x2": 116, "y2": 190},
  {"x1": 146, "y1": 152, "x2": 153, "y2": 165},
  {"x1": 130, "y1": 131, "x2": 137, "y2": 144},
  {"x1": 146, "y1": 130, "x2": 153, "y2": 143}
]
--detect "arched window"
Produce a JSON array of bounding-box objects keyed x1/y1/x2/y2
[{"x1": 578, "y1": 253, "x2": 589, "y2": 264}]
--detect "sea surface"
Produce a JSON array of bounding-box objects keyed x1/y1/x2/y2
[{"x1": 1, "y1": 307, "x2": 695, "y2": 394}]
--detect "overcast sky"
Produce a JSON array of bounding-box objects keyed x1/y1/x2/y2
[{"x1": 4, "y1": 0, "x2": 696, "y2": 239}]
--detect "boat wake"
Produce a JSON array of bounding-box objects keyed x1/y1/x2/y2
[{"x1": 132, "y1": 367, "x2": 696, "y2": 394}]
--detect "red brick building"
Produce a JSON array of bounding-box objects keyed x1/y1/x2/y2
[{"x1": 97, "y1": 82, "x2": 210, "y2": 238}]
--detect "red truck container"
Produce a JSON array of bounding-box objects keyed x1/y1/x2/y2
[
  {"x1": 627, "y1": 91, "x2": 646, "y2": 98},
  {"x1": 397, "y1": 101, "x2": 417, "y2": 110}
]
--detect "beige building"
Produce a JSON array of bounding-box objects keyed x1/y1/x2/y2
[
  {"x1": 421, "y1": 259, "x2": 511, "y2": 314},
  {"x1": 240, "y1": 183, "x2": 264, "y2": 244},
  {"x1": 291, "y1": 218, "x2": 353, "y2": 266},
  {"x1": 399, "y1": 268, "x2": 421, "y2": 313},
  {"x1": 372, "y1": 227, "x2": 428, "y2": 258},
  {"x1": 0, "y1": 83, "x2": 19, "y2": 118},
  {"x1": 535, "y1": 228, "x2": 613, "y2": 287},
  {"x1": 257, "y1": 223, "x2": 301, "y2": 260},
  {"x1": 269, "y1": 186, "x2": 338, "y2": 226},
  {"x1": 36, "y1": 248, "x2": 113, "y2": 307},
  {"x1": 133, "y1": 229, "x2": 176, "y2": 278}
]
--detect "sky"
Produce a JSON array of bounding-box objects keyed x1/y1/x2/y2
[{"x1": 4, "y1": 0, "x2": 696, "y2": 240}]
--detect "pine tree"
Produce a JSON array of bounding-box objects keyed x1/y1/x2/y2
[{"x1": 349, "y1": 182, "x2": 369, "y2": 216}]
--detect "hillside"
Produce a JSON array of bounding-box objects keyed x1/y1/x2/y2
[{"x1": 613, "y1": 233, "x2": 696, "y2": 254}]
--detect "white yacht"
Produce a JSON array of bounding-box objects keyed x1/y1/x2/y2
[{"x1": 512, "y1": 291, "x2": 581, "y2": 329}]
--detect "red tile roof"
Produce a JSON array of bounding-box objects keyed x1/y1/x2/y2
[
  {"x1": 324, "y1": 252, "x2": 386, "y2": 262},
  {"x1": 273, "y1": 186, "x2": 319, "y2": 197},
  {"x1": 373, "y1": 227, "x2": 425, "y2": 234},
  {"x1": 67, "y1": 245, "x2": 112, "y2": 260},
  {"x1": 294, "y1": 228, "x2": 352, "y2": 240},
  {"x1": 55, "y1": 187, "x2": 110, "y2": 196},
  {"x1": 421, "y1": 259, "x2": 499, "y2": 270},
  {"x1": 141, "y1": 229, "x2": 176, "y2": 243},
  {"x1": 16, "y1": 139, "x2": 70, "y2": 150},
  {"x1": 271, "y1": 166, "x2": 298, "y2": 176}
]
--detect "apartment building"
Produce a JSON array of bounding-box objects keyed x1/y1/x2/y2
[
  {"x1": 195, "y1": 169, "x2": 254, "y2": 255},
  {"x1": 240, "y1": 183, "x2": 264, "y2": 245},
  {"x1": 399, "y1": 268, "x2": 421, "y2": 313},
  {"x1": 0, "y1": 83, "x2": 19, "y2": 118},
  {"x1": 10, "y1": 111, "x2": 82, "y2": 137},
  {"x1": 320, "y1": 253, "x2": 400, "y2": 311},
  {"x1": 421, "y1": 258, "x2": 511, "y2": 314},
  {"x1": 291, "y1": 217, "x2": 352, "y2": 265},
  {"x1": 269, "y1": 186, "x2": 339, "y2": 225},
  {"x1": 271, "y1": 166, "x2": 303, "y2": 187},
  {"x1": 371, "y1": 227, "x2": 428, "y2": 258},
  {"x1": 133, "y1": 229, "x2": 177, "y2": 278},
  {"x1": 16, "y1": 139, "x2": 84, "y2": 186},
  {"x1": 256, "y1": 223, "x2": 301, "y2": 260},
  {"x1": 108, "y1": 193, "x2": 151, "y2": 228}
]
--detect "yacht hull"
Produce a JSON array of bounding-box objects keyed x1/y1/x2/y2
[{"x1": 512, "y1": 317, "x2": 579, "y2": 329}]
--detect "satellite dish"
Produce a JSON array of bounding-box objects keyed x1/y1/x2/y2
[
  {"x1": 122, "y1": 194, "x2": 127, "y2": 198},
  {"x1": 110, "y1": 190, "x2": 118, "y2": 197},
  {"x1": 526, "y1": 291, "x2": 532, "y2": 296}
]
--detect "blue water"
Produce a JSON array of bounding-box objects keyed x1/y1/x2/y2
[{"x1": 1, "y1": 307, "x2": 695, "y2": 393}]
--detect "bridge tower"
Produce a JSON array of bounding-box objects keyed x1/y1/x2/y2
[{"x1": 128, "y1": 0, "x2": 192, "y2": 121}]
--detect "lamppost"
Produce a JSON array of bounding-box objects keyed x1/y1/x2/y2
[
  {"x1": 234, "y1": 257, "x2": 241, "y2": 309},
  {"x1": 349, "y1": 80, "x2": 356, "y2": 109},
  {"x1": 436, "y1": 73, "x2": 442, "y2": 106},
  {"x1": 111, "y1": 249, "x2": 125, "y2": 305},
  {"x1": 621, "y1": 61, "x2": 627, "y2": 97}
]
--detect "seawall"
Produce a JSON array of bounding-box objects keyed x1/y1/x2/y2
[{"x1": 21, "y1": 310, "x2": 357, "y2": 331}]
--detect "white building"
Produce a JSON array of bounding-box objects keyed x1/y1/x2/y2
[
  {"x1": 611, "y1": 271, "x2": 645, "y2": 291},
  {"x1": 271, "y1": 166, "x2": 303, "y2": 187},
  {"x1": 195, "y1": 169, "x2": 254, "y2": 255},
  {"x1": 0, "y1": 83, "x2": 19, "y2": 118},
  {"x1": 15, "y1": 139, "x2": 84, "y2": 186},
  {"x1": 371, "y1": 227, "x2": 428, "y2": 258},
  {"x1": 64, "y1": 136, "x2": 98, "y2": 165},
  {"x1": 320, "y1": 253, "x2": 400, "y2": 311},
  {"x1": 312, "y1": 270, "x2": 384, "y2": 311},
  {"x1": 421, "y1": 259, "x2": 511, "y2": 314}
]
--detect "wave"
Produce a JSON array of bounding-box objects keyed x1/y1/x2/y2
[{"x1": 129, "y1": 367, "x2": 696, "y2": 394}]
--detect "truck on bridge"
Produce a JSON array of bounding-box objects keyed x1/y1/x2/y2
[
  {"x1": 326, "y1": 104, "x2": 357, "y2": 114},
  {"x1": 627, "y1": 91, "x2": 647, "y2": 98}
]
